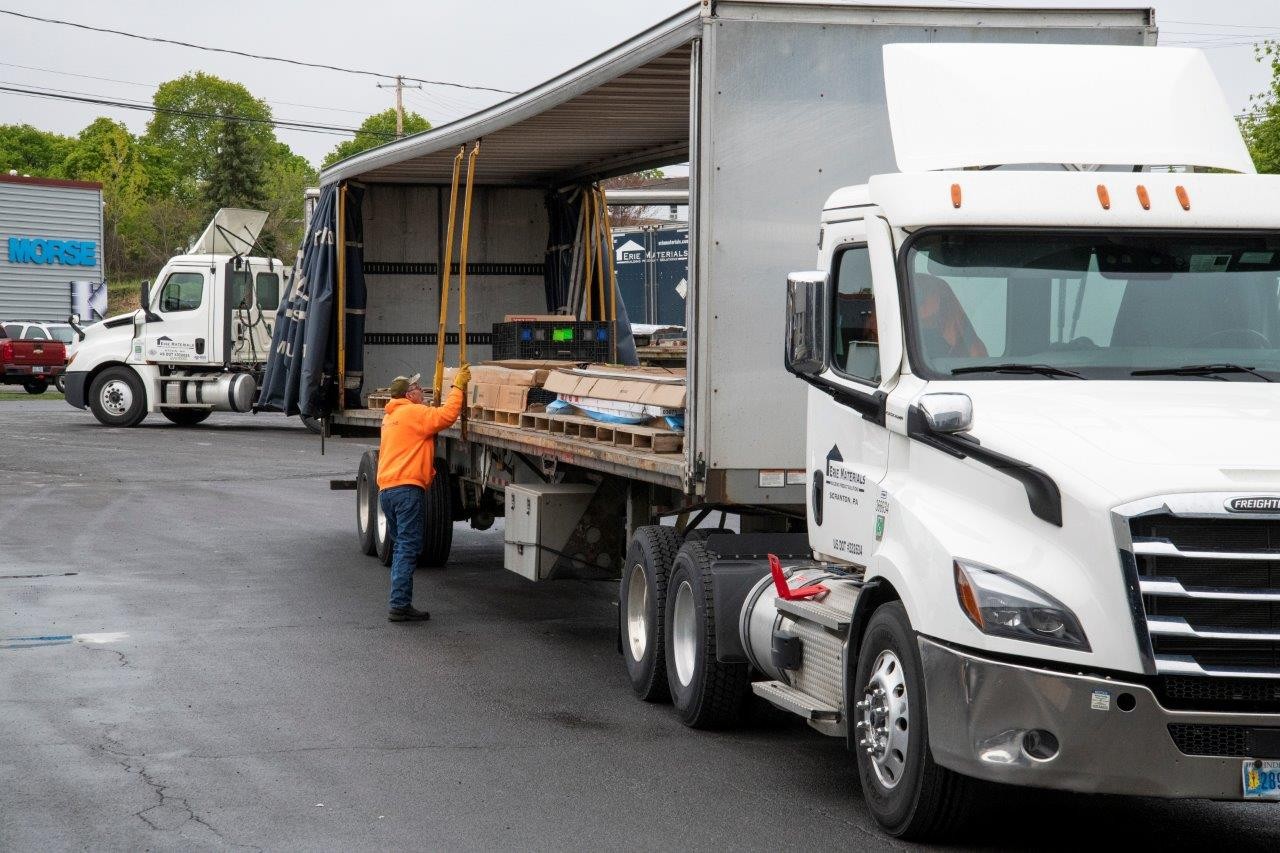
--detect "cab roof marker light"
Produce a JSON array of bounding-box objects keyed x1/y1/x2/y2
[
  {"x1": 1096, "y1": 184, "x2": 1111, "y2": 210},
  {"x1": 950, "y1": 183, "x2": 962, "y2": 209},
  {"x1": 1176, "y1": 185, "x2": 1191, "y2": 211},
  {"x1": 1136, "y1": 184, "x2": 1151, "y2": 211}
]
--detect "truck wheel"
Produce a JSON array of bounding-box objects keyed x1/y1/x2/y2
[
  {"x1": 855, "y1": 602, "x2": 976, "y2": 840},
  {"x1": 54, "y1": 374, "x2": 65, "y2": 394},
  {"x1": 620, "y1": 526, "x2": 680, "y2": 702},
  {"x1": 356, "y1": 450, "x2": 379, "y2": 556},
  {"x1": 663, "y1": 539, "x2": 751, "y2": 728},
  {"x1": 22, "y1": 379, "x2": 48, "y2": 395},
  {"x1": 161, "y1": 408, "x2": 211, "y2": 426},
  {"x1": 375, "y1": 495, "x2": 394, "y2": 567},
  {"x1": 88, "y1": 367, "x2": 147, "y2": 427},
  {"x1": 417, "y1": 462, "x2": 453, "y2": 568}
]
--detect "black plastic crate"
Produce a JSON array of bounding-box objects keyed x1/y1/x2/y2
[{"x1": 492, "y1": 320, "x2": 612, "y2": 362}]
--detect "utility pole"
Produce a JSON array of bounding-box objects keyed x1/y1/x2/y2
[{"x1": 376, "y1": 75, "x2": 423, "y2": 138}]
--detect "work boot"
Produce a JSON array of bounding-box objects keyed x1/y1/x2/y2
[{"x1": 388, "y1": 605, "x2": 430, "y2": 622}]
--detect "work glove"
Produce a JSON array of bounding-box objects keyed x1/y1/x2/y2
[{"x1": 452, "y1": 364, "x2": 471, "y2": 391}]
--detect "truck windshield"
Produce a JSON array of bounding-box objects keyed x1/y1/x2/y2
[{"x1": 904, "y1": 231, "x2": 1280, "y2": 380}]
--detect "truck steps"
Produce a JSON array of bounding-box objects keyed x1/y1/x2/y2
[
  {"x1": 752, "y1": 680, "x2": 842, "y2": 721},
  {"x1": 775, "y1": 597, "x2": 851, "y2": 633}
]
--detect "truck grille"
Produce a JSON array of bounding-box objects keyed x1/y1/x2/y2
[{"x1": 1129, "y1": 510, "x2": 1280, "y2": 680}]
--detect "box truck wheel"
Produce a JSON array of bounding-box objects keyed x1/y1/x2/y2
[
  {"x1": 161, "y1": 408, "x2": 211, "y2": 426},
  {"x1": 417, "y1": 461, "x2": 453, "y2": 568},
  {"x1": 854, "y1": 602, "x2": 975, "y2": 840},
  {"x1": 89, "y1": 366, "x2": 147, "y2": 427},
  {"x1": 356, "y1": 450, "x2": 379, "y2": 556},
  {"x1": 620, "y1": 526, "x2": 680, "y2": 702},
  {"x1": 663, "y1": 539, "x2": 750, "y2": 728}
]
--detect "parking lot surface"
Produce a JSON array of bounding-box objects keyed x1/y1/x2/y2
[{"x1": 3, "y1": 400, "x2": 1279, "y2": 851}]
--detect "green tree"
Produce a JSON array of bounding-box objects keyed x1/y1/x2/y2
[
  {"x1": 1244, "y1": 41, "x2": 1280, "y2": 174},
  {"x1": 0, "y1": 124, "x2": 72, "y2": 177},
  {"x1": 259, "y1": 141, "x2": 316, "y2": 261},
  {"x1": 62, "y1": 118, "x2": 149, "y2": 279},
  {"x1": 202, "y1": 116, "x2": 267, "y2": 214},
  {"x1": 322, "y1": 108, "x2": 430, "y2": 168},
  {"x1": 143, "y1": 72, "x2": 274, "y2": 199}
]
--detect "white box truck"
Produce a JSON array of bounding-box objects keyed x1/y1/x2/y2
[{"x1": 263, "y1": 3, "x2": 1280, "y2": 840}]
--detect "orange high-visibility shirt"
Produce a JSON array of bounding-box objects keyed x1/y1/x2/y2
[{"x1": 376, "y1": 388, "x2": 464, "y2": 490}]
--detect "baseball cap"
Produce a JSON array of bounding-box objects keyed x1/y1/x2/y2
[{"x1": 388, "y1": 372, "x2": 421, "y2": 397}]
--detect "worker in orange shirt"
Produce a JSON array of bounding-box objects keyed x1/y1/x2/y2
[{"x1": 377, "y1": 367, "x2": 469, "y2": 622}]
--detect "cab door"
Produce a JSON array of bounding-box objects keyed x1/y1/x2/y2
[
  {"x1": 807, "y1": 216, "x2": 903, "y2": 565},
  {"x1": 143, "y1": 268, "x2": 212, "y2": 365}
]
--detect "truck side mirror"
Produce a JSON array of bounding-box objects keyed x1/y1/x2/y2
[
  {"x1": 140, "y1": 280, "x2": 151, "y2": 311},
  {"x1": 784, "y1": 271, "x2": 829, "y2": 376},
  {"x1": 919, "y1": 392, "x2": 974, "y2": 433}
]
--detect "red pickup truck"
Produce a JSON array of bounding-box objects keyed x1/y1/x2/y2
[{"x1": 0, "y1": 322, "x2": 66, "y2": 394}]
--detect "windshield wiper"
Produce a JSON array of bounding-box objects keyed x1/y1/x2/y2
[
  {"x1": 1130, "y1": 363, "x2": 1273, "y2": 382},
  {"x1": 951, "y1": 363, "x2": 1086, "y2": 379}
]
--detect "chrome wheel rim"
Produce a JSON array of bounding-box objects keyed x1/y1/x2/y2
[
  {"x1": 625, "y1": 562, "x2": 649, "y2": 662},
  {"x1": 857, "y1": 650, "x2": 910, "y2": 789},
  {"x1": 671, "y1": 579, "x2": 696, "y2": 687},
  {"x1": 375, "y1": 498, "x2": 388, "y2": 543},
  {"x1": 357, "y1": 475, "x2": 370, "y2": 536},
  {"x1": 100, "y1": 379, "x2": 132, "y2": 417}
]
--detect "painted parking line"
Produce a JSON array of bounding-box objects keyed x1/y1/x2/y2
[{"x1": 0, "y1": 631, "x2": 126, "y2": 650}]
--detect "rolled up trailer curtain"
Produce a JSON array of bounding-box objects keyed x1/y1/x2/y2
[
  {"x1": 258, "y1": 183, "x2": 367, "y2": 417},
  {"x1": 544, "y1": 184, "x2": 638, "y2": 365}
]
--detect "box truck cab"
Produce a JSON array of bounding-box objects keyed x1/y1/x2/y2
[
  {"x1": 63, "y1": 209, "x2": 281, "y2": 427},
  {"x1": 770, "y1": 44, "x2": 1280, "y2": 835}
]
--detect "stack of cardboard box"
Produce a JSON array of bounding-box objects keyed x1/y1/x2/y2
[{"x1": 543, "y1": 365, "x2": 685, "y2": 429}]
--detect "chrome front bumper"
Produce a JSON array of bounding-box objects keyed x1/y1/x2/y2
[{"x1": 921, "y1": 637, "x2": 1280, "y2": 800}]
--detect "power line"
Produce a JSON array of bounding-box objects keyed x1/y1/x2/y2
[
  {"x1": 0, "y1": 83, "x2": 396, "y2": 139},
  {"x1": 0, "y1": 60, "x2": 387, "y2": 117},
  {"x1": 0, "y1": 8, "x2": 517, "y2": 95}
]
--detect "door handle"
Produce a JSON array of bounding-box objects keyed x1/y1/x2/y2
[{"x1": 195, "y1": 338, "x2": 205, "y2": 355}]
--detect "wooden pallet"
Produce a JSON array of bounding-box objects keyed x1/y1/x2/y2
[
  {"x1": 467, "y1": 406, "x2": 523, "y2": 426},
  {"x1": 517, "y1": 411, "x2": 683, "y2": 453}
]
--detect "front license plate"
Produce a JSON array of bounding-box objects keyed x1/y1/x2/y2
[
  {"x1": 1243, "y1": 760, "x2": 1280, "y2": 799},
  {"x1": 31, "y1": 366, "x2": 44, "y2": 374}
]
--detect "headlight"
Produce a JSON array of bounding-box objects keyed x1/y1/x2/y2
[{"x1": 953, "y1": 559, "x2": 1090, "y2": 651}]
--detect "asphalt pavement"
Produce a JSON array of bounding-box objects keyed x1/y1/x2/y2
[{"x1": 2, "y1": 399, "x2": 1279, "y2": 851}]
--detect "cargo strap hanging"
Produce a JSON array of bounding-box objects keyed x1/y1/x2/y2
[
  {"x1": 432, "y1": 141, "x2": 481, "y2": 425},
  {"x1": 565, "y1": 184, "x2": 619, "y2": 361}
]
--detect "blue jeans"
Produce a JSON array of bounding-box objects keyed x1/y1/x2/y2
[{"x1": 379, "y1": 485, "x2": 424, "y2": 610}]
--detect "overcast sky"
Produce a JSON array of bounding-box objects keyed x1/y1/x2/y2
[{"x1": 0, "y1": 0, "x2": 1277, "y2": 168}]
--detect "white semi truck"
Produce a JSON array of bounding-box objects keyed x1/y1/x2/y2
[
  {"x1": 63, "y1": 209, "x2": 287, "y2": 427},
  {"x1": 268, "y1": 3, "x2": 1280, "y2": 840}
]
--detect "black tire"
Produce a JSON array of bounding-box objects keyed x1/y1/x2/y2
[
  {"x1": 663, "y1": 539, "x2": 751, "y2": 728},
  {"x1": 619, "y1": 526, "x2": 680, "y2": 702},
  {"x1": 417, "y1": 461, "x2": 453, "y2": 568},
  {"x1": 88, "y1": 366, "x2": 147, "y2": 427},
  {"x1": 375, "y1": 487, "x2": 394, "y2": 567},
  {"x1": 300, "y1": 415, "x2": 323, "y2": 435},
  {"x1": 356, "y1": 450, "x2": 378, "y2": 556},
  {"x1": 22, "y1": 379, "x2": 48, "y2": 394},
  {"x1": 854, "y1": 602, "x2": 977, "y2": 841},
  {"x1": 54, "y1": 373, "x2": 65, "y2": 394},
  {"x1": 161, "y1": 408, "x2": 211, "y2": 426}
]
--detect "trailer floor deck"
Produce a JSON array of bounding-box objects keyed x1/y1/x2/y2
[{"x1": 335, "y1": 407, "x2": 685, "y2": 489}]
